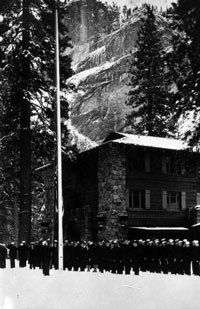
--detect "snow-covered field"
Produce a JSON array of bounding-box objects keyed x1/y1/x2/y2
[{"x1": 0, "y1": 260, "x2": 200, "y2": 309}]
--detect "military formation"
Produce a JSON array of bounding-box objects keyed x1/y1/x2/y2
[{"x1": 1, "y1": 238, "x2": 200, "y2": 276}]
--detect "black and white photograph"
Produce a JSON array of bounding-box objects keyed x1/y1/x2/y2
[{"x1": 1, "y1": 0, "x2": 200, "y2": 308}]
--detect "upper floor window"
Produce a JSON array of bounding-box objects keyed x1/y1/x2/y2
[
  {"x1": 128, "y1": 152, "x2": 150, "y2": 173},
  {"x1": 162, "y1": 156, "x2": 183, "y2": 175}
]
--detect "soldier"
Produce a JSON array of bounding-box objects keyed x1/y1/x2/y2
[
  {"x1": 114, "y1": 240, "x2": 123, "y2": 275},
  {"x1": 138, "y1": 239, "x2": 146, "y2": 272},
  {"x1": 63, "y1": 240, "x2": 69, "y2": 270},
  {"x1": 96, "y1": 241, "x2": 104, "y2": 273},
  {"x1": 7, "y1": 242, "x2": 17, "y2": 268},
  {"x1": 73, "y1": 241, "x2": 81, "y2": 271},
  {"x1": 34, "y1": 240, "x2": 43, "y2": 269},
  {"x1": 28, "y1": 242, "x2": 37, "y2": 269},
  {"x1": 90, "y1": 241, "x2": 99, "y2": 272},
  {"x1": 122, "y1": 240, "x2": 131, "y2": 275},
  {"x1": 80, "y1": 241, "x2": 89, "y2": 271},
  {"x1": 0, "y1": 243, "x2": 7, "y2": 268},
  {"x1": 175, "y1": 240, "x2": 184, "y2": 275},
  {"x1": 182, "y1": 240, "x2": 191, "y2": 276},
  {"x1": 52, "y1": 240, "x2": 58, "y2": 270},
  {"x1": 145, "y1": 240, "x2": 154, "y2": 272},
  {"x1": 110, "y1": 240, "x2": 117, "y2": 274},
  {"x1": 167, "y1": 239, "x2": 175, "y2": 274},
  {"x1": 41, "y1": 241, "x2": 52, "y2": 276},
  {"x1": 131, "y1": 240, "x2": 140, "y2": 275},
  {"x1": 104, "y1": 241, "x2": 111, "y2": 272},
  {"x1": 64, "y1": 241, "x2": 74, "y2": 271},
  {"x1": 18, "y1": 241, "x2": 30, "y2": 268},
  {"x1": 160, "y1": 240, "x2": 168, "y2": 274},
  {"x1": 153, "y1": 239, "x2": 161, "y2": 273},
  {"x1": 191, "y1": 240, "x2": 200, "y2": 276}
]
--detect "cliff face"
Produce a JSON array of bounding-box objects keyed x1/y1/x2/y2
[{"x1": 66, "y1": 3, "x2": 172, "y2": 143}]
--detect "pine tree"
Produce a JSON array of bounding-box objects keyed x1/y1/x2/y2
[
  {"x1": 126, "y1": 4, "x2": 172, "y2": 137},
  {"x1": 168, "y1": 0, "x2": 200, "y2": 145},
  {"x1": 0, "y1": 0, "x2": 73, "y2": 244}
]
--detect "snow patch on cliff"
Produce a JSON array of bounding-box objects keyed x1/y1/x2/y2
[{"x1": 67, "y1": 121, "x2": 98, "y2": 152}]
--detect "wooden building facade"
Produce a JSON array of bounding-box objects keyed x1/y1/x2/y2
[{"x1": 63, "y1": 131, "x2": 200, "y2": 240}]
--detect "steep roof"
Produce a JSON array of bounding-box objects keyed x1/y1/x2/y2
[{"x1": 103, "y1": 131, "x2": 192, "y2": 152}]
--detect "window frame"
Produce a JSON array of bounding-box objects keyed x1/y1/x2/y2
[
  {"x1": 128, "y1": 189, "x2": 146, "y2": 209},
  {"x1": 166, "y1": 191, "x2": 182, "y2": 210}
]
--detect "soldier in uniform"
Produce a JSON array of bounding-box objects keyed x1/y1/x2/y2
[
  {"x1": 153, "y1": 239, "x2": 161, "y2": 273},
  {"x1": 73, "y1": 241, "x2": 81, "y2": 271},
  {"x1": 167, "y1": 239, "x2": 175, "y2": 274},
  {"x1": 52, "y1": 240, "x2": 58, "y2": 270},
  {"x1": 138, "y1": 239, "x2": 146, "y2": 272},
  {"x1": 0, "y1": 243, "x2": 7, "y2": 268},
  {"x1": 18, "y1": 241, "x2": 30, "y2": 268},
  {"x1": 28, "y1": 242, "x2": 37, "y2": 269},
  {"x1": 160, "y1": 240, "x2": 168, "y2": 274},
  {"x1": 65, "y1": 241, "x2": 74, "y2": 271},
  {"x1": 122, "y1": 240, "x2": 131, "y2": 275},
  {"x1": 7, "y1": 242, "x2": 17, "y2": 268},
  {"x1": 41, "y1": 240, "x2": 52, "y2": 276},
  {"x1": 191, "y1": 240, "x2": 200, "y2": 276},
  {"x1": 132, "y1": 240, "x2": 140, "y2": 275},
  {"x1": 114, "y1": 240, "x2": 123, "y2": 275},
  {"x1": 182, "y1": 240, "x2": 191, "y2": 276},
  {"x1": 104, "y1": 241, "x2": 111, "y2": 272},
  {"x1": 80, "y1": 241, "x2": 90, "y2": 272}
]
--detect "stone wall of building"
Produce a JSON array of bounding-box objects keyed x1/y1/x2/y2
[{"x1": 98, "y1": 143, "x2": 128, "y2": 239}]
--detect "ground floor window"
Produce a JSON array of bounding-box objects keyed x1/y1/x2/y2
[
  {"x1": 129, "y1": 190, "x2": 145, "y2": 209},
  {"x1": 167, "y1": 191, "x2": 181, "y2": 210}
]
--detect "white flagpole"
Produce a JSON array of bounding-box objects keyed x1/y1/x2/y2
[{"x1": 55, "y1": 0, "x2": 63, "y2": 271}]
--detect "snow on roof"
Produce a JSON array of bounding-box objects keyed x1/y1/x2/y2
[
  {"x1": 129, "y1": 227, "x2": 189, "y2": 231},
  {"x1": 106, "y1": 132, "x2": 191, "y2": 151},
  {"x1": 191, "y1": 222, "x2": 200, "y2": 228}
]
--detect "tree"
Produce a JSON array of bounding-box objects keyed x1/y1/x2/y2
[
  {"x1": 126, "y1": 4, "x2": 172, "y2": 136},
  {"x1": 167, "y1": 0, "x2": 200, "y2": 145},
  {"x1": 0, "y1": 0, "x2": 73, "y2": 244}
]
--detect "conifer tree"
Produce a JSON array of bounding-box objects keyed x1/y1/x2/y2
[
  {"x1": 0, "y1": 0, "x2": 73, "y2": 244},
  {"x1": 168, "y1": 0, "x2": 200, "y2": 145},
  {"x1": 126, "y1": 4, "x2": 171, "y2": 137}
]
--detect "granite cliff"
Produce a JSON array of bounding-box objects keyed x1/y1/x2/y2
[{"x1": 65, "y1": 1, "x2": 172, "y2": 143}]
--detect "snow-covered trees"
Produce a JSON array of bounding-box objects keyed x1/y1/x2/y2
[
  {"x1": 167, "y1": 0, "x2": 200, "y2": 146},
  {"x1": 0, "y1": 0, "x2": 73, "y2": 243},
  {"x1": 126, "y1": 5, "x2": 172, "y2": 137}
]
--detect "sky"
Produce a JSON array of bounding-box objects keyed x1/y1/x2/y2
[{"x1": 102, "y1": 0, "x2": 176, "y2": 9}]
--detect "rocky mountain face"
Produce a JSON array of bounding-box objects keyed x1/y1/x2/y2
[{"x1": 65, "y1": 1, "x2": 172, "y2": 143}]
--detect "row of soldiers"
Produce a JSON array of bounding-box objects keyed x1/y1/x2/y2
[{"x1": 1, "y1": 238, "x2": 200, "y2": 276}]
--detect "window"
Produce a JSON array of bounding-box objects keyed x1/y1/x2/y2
[
  {"x1": 166, "y1": 157, "x2": 175, "y2": 173},
  {"x1": 167, "y1": 192, "x2": 181, "y2": 210},
  {"x1": 128, "y1": 156, "x2": 145, "y2": 172},
  {"x1": 128, "y1": 152, "x2": 150, "y2": 172},
  {"x1": 162, "y1": 156, "x2": 183, "y2": 175},
  {"x1": 129, "y1": 190, "x2": 145, "y2": 209}
]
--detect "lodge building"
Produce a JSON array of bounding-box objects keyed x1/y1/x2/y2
[{"x1": 62, "y1": 131, "x2": 200, "y2": 241}]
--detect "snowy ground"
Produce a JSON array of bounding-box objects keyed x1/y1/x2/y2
[{"x1": 1, "y1": 260, "x2": 200, "y2": 309}]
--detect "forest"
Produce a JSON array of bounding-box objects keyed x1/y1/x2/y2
[{"x1": 0, "y1": 0, "x2": 200, "y2": 244}]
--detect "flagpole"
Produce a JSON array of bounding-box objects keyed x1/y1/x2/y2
[{"x1": 55, "y1": 0, "x2": 63, "y2": 271}]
